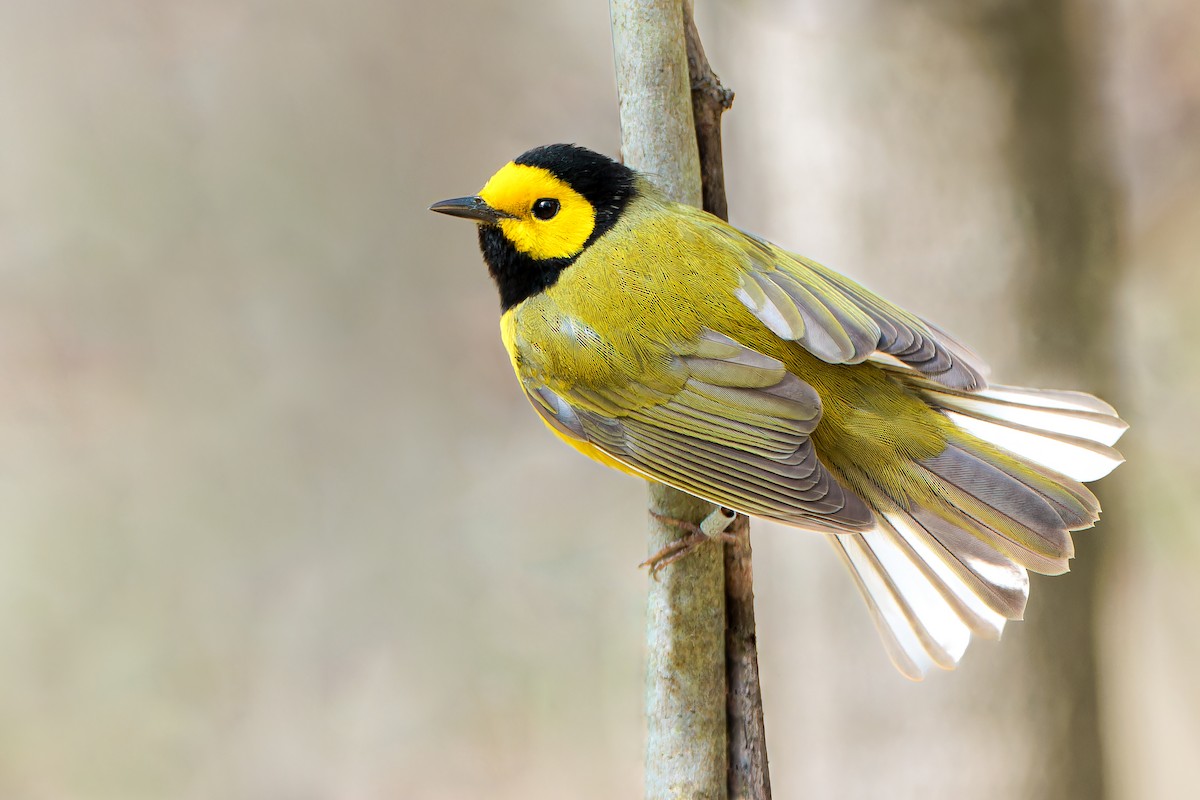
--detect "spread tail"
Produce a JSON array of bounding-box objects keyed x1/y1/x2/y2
[{"x1": 831, "y1": 377, "x2": 1127, "y2": 679}]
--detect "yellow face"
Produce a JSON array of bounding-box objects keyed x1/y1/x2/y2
[{"x1": 478, "y1": 163, "x2": 597, "y2": 261}]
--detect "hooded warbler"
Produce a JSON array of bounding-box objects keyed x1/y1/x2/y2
[{"x1": 430, "y1": 143, "x2": 1126, "y2": 679}]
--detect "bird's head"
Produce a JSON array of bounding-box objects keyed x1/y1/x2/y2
[{"x1": 430, "y1": 144, "x2": 636, "y2": 310}]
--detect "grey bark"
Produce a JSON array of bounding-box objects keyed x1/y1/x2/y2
[
  {"x1": 678, "y1": 4, "x2": 772, "y2": 797},
  {"x1": 610, "y1": 2, "x2": 728, "y2": 799},
  {"x1": 610, "y1": 0, "x2": 703, "y2": 205},
  {"x1": 722, "y1": 514, "x2": 772, "y2": 800}
]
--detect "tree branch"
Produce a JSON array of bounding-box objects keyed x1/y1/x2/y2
[
  {"x1": 683, "y1": 3, "x2": 735, "y2": 221},
  {"x1": 680, "y1": 5, "x2": 771, "y2": 797},
  {"x1": 722, "y1": 514, "x2": 772, "y2": 800},
  {"x1": 610, "y1": 2, "x2": 727, "y2": 799}
]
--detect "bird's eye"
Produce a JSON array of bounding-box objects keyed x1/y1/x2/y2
[{"x1": 531, "y1": 198, "x2": 560, "y2": 220}]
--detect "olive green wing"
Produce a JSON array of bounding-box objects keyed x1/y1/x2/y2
[
  {"x1": 523, "y1": 329, "x2": 874, "y2": 533},
  {"x1": 726, "y1": 228, "x2": 987, "y2": 390}
]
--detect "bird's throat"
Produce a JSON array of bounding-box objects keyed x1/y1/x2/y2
[{"x1": 479, "y1": 225, "x2": 575, "y2": 311}]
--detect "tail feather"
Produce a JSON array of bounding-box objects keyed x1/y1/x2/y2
[
  {"x1": 903, "y1": 507, "x2": 1029, "y2": 619},
  {"x1": 932, "y1": 385, "x2": 1125, "y2": 445},
  {"x1": 920, "y1": 444, "x2": 1074, "y2": 560},
  {"x1": 833, "y1": 377, "x2": 1126, "y2": 679},
  {"x1": 942, "y1": 412, "x2": 1123, "y2": 483},
  {"x1": 916, "y1": 380, "x2": 1127, "y2": 482},
  {"x1": 832, "y1": 530, "x2": 968, "y2": 679},
  {"x1": 969, "y1": 447, "x2": 1100, "y2": 529},
  {"x1": 930, "y1": 482, "x2": 1073, "y2": 574}
]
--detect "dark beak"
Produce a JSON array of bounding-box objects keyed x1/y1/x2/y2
[{"x1": 428, "y1": 196, "x2": 515, "y2": 224}]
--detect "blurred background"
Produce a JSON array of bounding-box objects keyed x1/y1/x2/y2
[{"x1": 1, "y1": 0, "x2": 1197, "y2": 797}]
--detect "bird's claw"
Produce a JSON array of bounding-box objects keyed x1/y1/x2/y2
[{"x1": 641, "y1": 507, "x2": 738, "y2": 576}]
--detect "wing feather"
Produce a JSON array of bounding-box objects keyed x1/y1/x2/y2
[
  {"x1": 523, "y1": 330, "x2": 874, "y2": 532},
  {"x1": 731, "y1": 232, "x2": 988, "y2": 390}
]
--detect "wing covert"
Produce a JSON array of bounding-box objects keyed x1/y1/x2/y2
[
  {"x1": 524, "y1": 329, "x2": 874, "y2": 533},
  {"x1": 728, "y1": 229, "x2": 988, "y2": 390}
]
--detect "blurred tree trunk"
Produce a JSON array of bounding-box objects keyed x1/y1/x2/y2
[
  {"x1": 979, "y1": 1, "x2": 1124, "y2": 797},
  {"x1": 711, "y1": 0, "x2": 1128, "y2": 794}
]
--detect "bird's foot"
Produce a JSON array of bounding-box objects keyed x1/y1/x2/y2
[{"x1": 641, "y1": 507, "x2": 738, "y2": 576}]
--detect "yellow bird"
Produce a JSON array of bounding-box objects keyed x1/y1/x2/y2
[{"x1": 430, "y1": 143, "x2": 1126, "y2": 679}]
